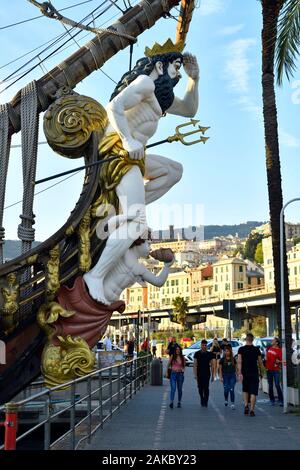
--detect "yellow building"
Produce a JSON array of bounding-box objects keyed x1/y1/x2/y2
[
  {"x1": 151, "y1": 239, "x2": 198, "y2": 253},
  {"x1": 262, "y1": 236, "x2": 299, "y2": 291},
  {"x1": 159, "y1": 270, "x2": 191, "y2": 307},
  {"x1": 213, "y1": 257, "x2": 247, "y2": 296}
]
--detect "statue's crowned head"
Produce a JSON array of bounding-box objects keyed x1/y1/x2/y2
[{"x1": 110, "y1": 39, "x2": 185, "y2": 113}]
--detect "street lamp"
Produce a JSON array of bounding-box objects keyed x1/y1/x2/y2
[{"x1": 280, "y1": 197, "x2": 300, "y2": 413}]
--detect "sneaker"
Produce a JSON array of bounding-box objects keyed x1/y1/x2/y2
[
  {"x1": 244, "y1": 406, "x2": 249, "y2": 415},
  {"x1": 177, "y1": 402, "x2": 181, "y2": 408},
  {"x1": 250, "y1": 410, "x2": 255, "y2": 417},
  {"x1": 211, "y1": 376, "x2": 214, "y2": 382},
  {"x1": 279, "y1": 402, "x2": 283, "y2": 407},
  {"x1": 169, "y1": 402, "x2": 173, "y2": 409},
  {"x1": 224, "y1": 401, "x2": 228, "y2": 407},
  {"x1": 231, "y1": 404, "x2": 235, "y2": 410}
]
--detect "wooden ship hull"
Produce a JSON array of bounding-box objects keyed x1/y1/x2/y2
[{"x1": 0, "y1": 0, "x2": 195, "y2": 404}]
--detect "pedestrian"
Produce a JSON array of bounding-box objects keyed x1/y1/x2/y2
[
  {"x1": 167, "y1": 346, "x2": 186, "y2": 409},
  {"x1": 219, "y1": 345, "x2": 237, "y2": 409},
  {"x1": 237, "y1": 332, "x2": 264, "y2": 417},
  {"x1": 166, "y1": 336, "x2": 180, "y2": 357},
  {"x1": 127, "y1": 336, "x2": 135, "y2": 359},
  {"x1": 220, "y1": 338, "x2": 229, "y2": 356},
  {"x1": 151, "y1": 336, "x2": 157, "y2": 357},
  {"x1": 103, "y1": 333, "x2": 112, "y2": 351},
  {"x1": 265, "y1": 337, "x2": 283, "y2": 406},
  {"x1": 193, "y1": 339, "x2": 214, "y2": 407},
  {"x1": 210, "y1": 337, "x2": 221, "y2": 381},
  {"x1": 119, "y1": 335, "x2": 125, "y2": 349}
]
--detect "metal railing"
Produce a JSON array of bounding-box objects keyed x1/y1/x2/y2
[{"x1": 0, "y1": 354, "x2": 152, "y2": 450}]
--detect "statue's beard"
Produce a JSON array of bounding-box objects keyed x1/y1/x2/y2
[{"x1": 154, "y1": 74, "x2": 180, "y2": 113}]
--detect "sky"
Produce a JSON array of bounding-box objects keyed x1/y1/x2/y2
[{"x1": 0, "y1": 0, "x2": 300, "y2": 241}]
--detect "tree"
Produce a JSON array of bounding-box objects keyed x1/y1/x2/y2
[
  {"x1": 276, "y1": 0, "x2": 300, "y2": 85},
  {"x1": 172, "y1": 296, "x2": 189, "y2": 328},
  {"x1": 293, "y1": 236, "x2": 300, "y2": 246},
  {"x1": 261, "y1": 0, "x2": 293, "y2": 384},
  {"x1": 254, "y1": 241, "x2": 264, "y2": 264},
  {"x1": 244, "y1": 233, "x2": 263, "y2": 261}
]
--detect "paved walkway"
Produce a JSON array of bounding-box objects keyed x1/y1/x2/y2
[{"x1": 82, "y1": 367, "x2": 300, "y2": 450}]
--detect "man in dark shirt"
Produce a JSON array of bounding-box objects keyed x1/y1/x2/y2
[
  {"x1": 193, "y1": 339, "x2": 214, "y2": 407},
  {"x1": 237, "y1": 333, "x2": 263, "y2": 417},
  {"x1": 166, "y1": 337, "x2": 179, "y2": 356}
]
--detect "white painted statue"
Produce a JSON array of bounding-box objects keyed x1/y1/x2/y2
[
  {"x1": 98, "y1": 232, "x2": 174, "y2": 305},
  {"x1": 84, "y1": 39, "x2": 199, "y2": 304}
]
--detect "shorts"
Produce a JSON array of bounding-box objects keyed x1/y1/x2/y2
[{"x1": 242, "y1": 374, "x2": 259, "y2": 396}]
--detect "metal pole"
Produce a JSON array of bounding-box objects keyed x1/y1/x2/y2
[
  {"x1": 87, "y1": 377, "x2": 92, "y2": 444},
  {"x1": 44, "y1": 393, "x2": 51, "y2": 450},
  {"x1": 228, "y1": 300, "x2": 232, "y2": 341},
  {"x1": 109, "y1": 367, "x2": 113, "y2": 418},
  {"x1": 137, "y1": 310, "x2": 141, "y2": 354},
  {"x1": 70, "y1": 382, "x2": 76, "y2": 450},
  {"x1": 296, "y1": 307, "x2": 300, "y2": 409},
  {"x1": 98, "y1": 371, "x2": 103, "y2": 429},
  {"x1": 280, "y1": 198, "x2": 300, "y2": 413}
]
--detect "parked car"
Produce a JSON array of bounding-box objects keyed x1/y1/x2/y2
[
  {"x1": 182, "y1": 338, "x2": 243, "y2": 366},
  {"x1": 253, "y1": 337, "x2": 273, "y2": 359}
]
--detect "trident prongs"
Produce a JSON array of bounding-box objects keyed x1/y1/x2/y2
[{"x1": 167, "y1": 119, "x2": 210, "y2": 146}]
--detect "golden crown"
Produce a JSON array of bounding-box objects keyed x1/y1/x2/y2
[{"x1": 144, "y1": 39, "x2": 185, "y2": 57}]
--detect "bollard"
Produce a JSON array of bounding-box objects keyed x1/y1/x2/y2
[
  {"x1": 151, "y1": 358, "x2": 163, "y2": 386},
  {"x1": 0, "y1": 403, "x2": 18, "y2": 450}
]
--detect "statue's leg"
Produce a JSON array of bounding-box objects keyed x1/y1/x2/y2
[
  {"x1": 84, "y1": 166, "x2": 147, "y2": 304},
  {"x1": 144, "y1": 154, "x2": 183, "y2": 205}
]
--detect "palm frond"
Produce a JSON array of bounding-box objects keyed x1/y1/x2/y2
[{"x1": 276, "y1": 0, "x2": 300, "y2": 85}]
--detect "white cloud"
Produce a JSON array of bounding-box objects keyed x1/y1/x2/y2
[
  {"x1": 225, "y1": 38, "x2": 257, "y2": 93},
  {"x1": 236, "y1": 95, "x2": 261, "y2": 118},
  {"x1": 218, "y1": 24, "x2": 244, "y2": 36},
  {"x1": 200, "y1": 0, "x2": 224, "y2": 16},
  {"x1": 279, "y1": 130, "x2": 300, "y2": 148}
]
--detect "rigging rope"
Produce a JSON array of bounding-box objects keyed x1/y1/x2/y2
[
  {"x1": 0, "y1": 104, "x2": 11, "y2": 264},
  {"x1": 18, "y1": 81, "x2": 39, "y2": 255}
]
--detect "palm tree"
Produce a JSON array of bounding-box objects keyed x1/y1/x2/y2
[
  {"x1": 276, "y1": 0, "x2": 300, "y2": 84},
  {"x1": 261, "y1": 0, "x2": 293, "y2": 384},
  {"x1": 172, "y1": 296, "x2": 189, "y2": 328}
]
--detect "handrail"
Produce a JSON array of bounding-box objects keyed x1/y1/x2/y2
[{"x1": 0, "y1": 354, "x2": 152, "y2": 450}]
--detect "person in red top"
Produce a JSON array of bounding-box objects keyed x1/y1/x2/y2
[{"x1": 265, "y1": 337, "x2": 283, "y2": 406}]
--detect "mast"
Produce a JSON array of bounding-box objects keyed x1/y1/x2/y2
[{"x1": 7, "y1": 0, "x2": 181, "y2": 137}]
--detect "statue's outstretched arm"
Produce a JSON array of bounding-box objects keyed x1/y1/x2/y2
[
  {"x1": 135, "y1": 260, "x2": 173, "y2": 288},
  {"x1": 167, "y1": 52, "x2": 199, "y2": 118}
]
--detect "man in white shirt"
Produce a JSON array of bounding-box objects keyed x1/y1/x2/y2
[
  {"x1": 103, "y1": 334, "x2": 112, "y2": 351},
  {"x1": 151, "y1": 337, "x2": 157, "y2": 357}
]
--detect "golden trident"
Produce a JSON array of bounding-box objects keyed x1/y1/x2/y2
[{"x1": 35, "y1": 119, "x2": 210, "y2": 185}]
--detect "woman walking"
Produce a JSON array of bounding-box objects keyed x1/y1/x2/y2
[
  {"x1": 219, "y1": 345, "x2": 237, "y2": 409},
  {"x1": 167, "y1": 346, "x2": 186, "y2": 409},
  {"x1": 210, "y1": 338, "x2": 221, "y2": 381}
]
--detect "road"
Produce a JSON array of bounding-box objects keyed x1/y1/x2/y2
[{"x1": 81, "y1": 366, "x2": 300, "y2": 450}]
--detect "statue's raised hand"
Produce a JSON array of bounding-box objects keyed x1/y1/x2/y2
[
  {"x1": 183, "y1": 52, "x2": 199, "y2": 80},
  {"x1": 123, "y1": 137, "x2": 145, "y2": 160}
]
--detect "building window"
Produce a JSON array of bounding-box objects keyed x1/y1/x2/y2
[
  {"x1": 216, "y1": 267, "x2": 218, "y2": 273},
  {"x1": 295, "y1": 267, "x2": 297, "y2": 275},
  {"x1": 239, "y1": 266, "x2": 243, "y2": 272},
  {"x1": 269, "y1": 272, "x2": 272, "y2": 280},
  {"x1": 221, "y1": 267, "x2": 223, "y2": 273},
  {"x1": 237, "y1": 282, "x2": 243, "y2": 289},
  {"x1": 258, "y1": 278, "x2": 261, "y2": 285},
  {"x1": 248, "y1": 277, "x2": 251, "y2": 284},
  {"x1": 215, "y1": 285, "x2": 218, "y2": 292}
]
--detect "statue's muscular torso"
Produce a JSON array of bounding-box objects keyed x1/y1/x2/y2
[{"x1": 105, "y1": 75, "x2": 163, "y2": 147}]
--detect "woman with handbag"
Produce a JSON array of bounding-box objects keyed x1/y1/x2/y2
[{"x1": 166, "y1": 346, "x2": 186, "y2": 409}]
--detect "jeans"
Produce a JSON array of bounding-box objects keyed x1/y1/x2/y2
[
  {"x1": 267, "y1": 370, "x2": 283, "y2": 403},
  {"x1": 197, "y1": 374, "x2": 210, "y2": 405},
  {"x1": 170, "y1": 371, "x2": 184, "y2": 403},
  {"x1": 223, "y1": 373, "x2": 236, "y2": 403}
]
